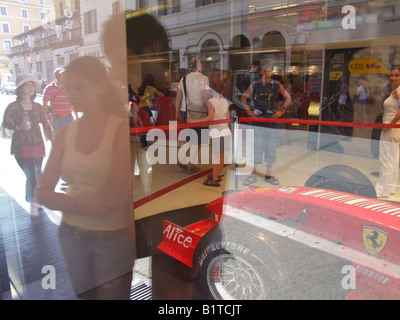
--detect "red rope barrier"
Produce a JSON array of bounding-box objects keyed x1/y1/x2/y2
[
  {"x1": 129, "y1": 117, "x2": 400, "y2": 135},
  {"x1": 239, "y1": 117, "x2": 400, "y2": 129},
  {"x1": 130, "y1": 118, "x2": 233, "y2": 134}
]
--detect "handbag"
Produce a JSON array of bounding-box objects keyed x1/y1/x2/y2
[{"x1": 20, "y1": 143, "x2": 45, "y2": 158}]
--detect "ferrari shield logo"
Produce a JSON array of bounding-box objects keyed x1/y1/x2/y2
[{"x1": 362, "y1": 226, "x2": 388, "y2": 255}]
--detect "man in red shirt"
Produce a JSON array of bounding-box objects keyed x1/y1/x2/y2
[{"x1": 43, "y1": 67, "x2": 77, "y2": 135}]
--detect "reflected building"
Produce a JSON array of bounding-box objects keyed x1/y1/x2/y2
[
  {"x1": 8, "y1": 1, "x2": 81, "y2": 82},
  {"x1": 126, "y1": 0, "x2": 400, "y2": 139},
  {"x1": 0, "y1": 0, "x2": 52, "y2": 83},
  {"x1": 7, "y1": 1, "x2": 125, "y2": 83}
]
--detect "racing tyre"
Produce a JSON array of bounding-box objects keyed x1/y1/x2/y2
[
  {"x1": 193, "y1": 239, "x2": 287, "y2": 300},
  {"x1": 304, "y1": 164, "x2": 376, "y2": 198}
]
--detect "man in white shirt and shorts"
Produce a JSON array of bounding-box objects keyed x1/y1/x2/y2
[{"x1": 175, "y1": 57, "x2": 211, "y2": 173}]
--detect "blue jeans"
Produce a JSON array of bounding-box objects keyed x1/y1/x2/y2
[
  {"x1": 15, "y1": 157, "x2": 43, "y2": 203},
  {"x1": 58, "y1": 223, "x2": 136, "y2": 299}
]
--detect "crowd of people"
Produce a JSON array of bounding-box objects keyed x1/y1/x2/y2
[
  {"x1": 4, "y1": 55, "x2": 398, "y2": 215},
  {"x1": 0, "y1": 45, "x2": 294, "y2": 299},
  {"x1": 171, "y1": 57, "x2": 294, "y2": 187},
  {"x1": 133, "y1": 55, "x2": 400, "y2": 201}
]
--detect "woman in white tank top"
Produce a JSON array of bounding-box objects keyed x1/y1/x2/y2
[
  {"x1": 376, "y1": 65, "x2": 400, "y2": 198},
  {"x1": 35, "y1": 56, "x2": 135, "y2": 299}
]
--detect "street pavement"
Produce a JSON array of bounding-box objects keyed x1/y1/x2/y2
[{"x1": 0, "y1": 93, "x2": 74, "y2": 299}]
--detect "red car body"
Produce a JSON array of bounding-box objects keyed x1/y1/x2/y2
[{"x1": 158, "y1": 186, "x2": 400, "y2": 299}]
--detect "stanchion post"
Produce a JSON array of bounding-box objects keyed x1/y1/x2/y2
[
  {"x1": 317, "y1": 49, "x2": 326, "y2": 152},
  {"x1": 233, "y1": 115, "x2": 239, "y2": 192}
]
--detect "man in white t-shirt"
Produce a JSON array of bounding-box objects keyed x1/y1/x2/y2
[{"x1": 175, "y1": 57, "x2": 211, "y2": 173}]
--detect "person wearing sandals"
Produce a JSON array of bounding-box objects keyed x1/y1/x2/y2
[
  {"x1": 241, "y1": 61, "x2": 291, "y2": 186},
  {"x1": 176, "y1": 56, "x2": 211, "y2": 174},
  {"x1": 187, "y1": 74, "x2": 231, "y2": 187}
]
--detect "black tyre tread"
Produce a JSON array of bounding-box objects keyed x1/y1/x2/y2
[{"x1": 304, "y1": 164, "x2": 376, "y2": 198}]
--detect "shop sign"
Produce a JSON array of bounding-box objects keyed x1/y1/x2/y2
[
  {"x1": 330, "y1": 71, "x2": 343, "y2": 81},
  {"x1": 349, "y1": 59, "x2": 390, "y2": 74}
]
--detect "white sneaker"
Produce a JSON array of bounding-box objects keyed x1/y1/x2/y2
[{"x1": 30, "y1": 203, "x2": 40, "y2": 216}]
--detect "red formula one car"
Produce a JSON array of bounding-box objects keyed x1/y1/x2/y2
[{"x1": 158, "y1": 165, "x2": 400, "y2": 300}]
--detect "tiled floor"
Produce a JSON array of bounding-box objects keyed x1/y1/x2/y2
[{"x1": 133, "y1": 128, "x2": 392, "y2": 221}]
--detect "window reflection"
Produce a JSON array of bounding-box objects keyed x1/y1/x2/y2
[{"x1": 1, "y1": 0, "x2": 400, "y2": 301}]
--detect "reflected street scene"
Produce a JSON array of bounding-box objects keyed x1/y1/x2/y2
[{"x1": 1, "y1": 0, "x2": 400, "y2": 302}]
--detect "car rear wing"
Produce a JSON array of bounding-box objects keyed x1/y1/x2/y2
[{"x1": 157, "y1": 212, "x2": 222, "y2": 267}]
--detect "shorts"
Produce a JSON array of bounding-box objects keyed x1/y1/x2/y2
[
  {"x1": 181, "y1": 111, "x2": 208, "y2": 145},
  {"x1": 251, "y1": 122, "x2": 277, "y2": 165}
]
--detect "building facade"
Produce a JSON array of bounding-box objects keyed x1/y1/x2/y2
[
  {"x1": 6, "y1": 0, "x2": 123, "y2": 86},
  {"x1": 0, "y1": 0, "x2": 51, "y2": 83}
]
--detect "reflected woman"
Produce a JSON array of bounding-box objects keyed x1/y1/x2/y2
[
  {"x1": 35, "y1": 56, "x2": 135, "y2": 299},
  {"x1": 375, "y1": 65, "x2": 400, "y2": 198},
  {"x1": 1, "y1": 75, "x2": 53, "y2": 217}
]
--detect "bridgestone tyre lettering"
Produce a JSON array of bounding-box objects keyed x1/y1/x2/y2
[
  {"x1": 194, "y1": 239, "x2": 286, "y2": 300},
  {"x1": 304, "y1": 164, "x2": 376, "y2": 199}
]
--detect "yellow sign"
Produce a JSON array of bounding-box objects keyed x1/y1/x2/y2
[
  {"x1": 362, "y1": 226, "x2": 388, "y2": 255},
  {"x1": 330, "y1": 71, "x2": 343, "y2": 81},
  {"x1": 253, "y1": 187, "x2": 275, "y2": 193},
  {"x1": 349, "y1": 59, "x2": 390, "y2": 74}
]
